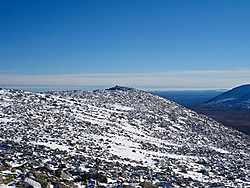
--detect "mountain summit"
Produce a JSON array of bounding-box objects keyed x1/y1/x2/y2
[
  {"x1": 0, "y1": 87, "x2": 249, "y2": 187},
  {"x1": 106, "y1": 85, "x2": 135, "y2": 91}
]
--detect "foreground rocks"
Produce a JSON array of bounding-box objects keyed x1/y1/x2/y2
[{"x1": 0, "y1": 87, "x2": 250, "y2": 187}]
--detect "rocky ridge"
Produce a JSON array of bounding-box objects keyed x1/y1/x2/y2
[{"x1": 0, "y1": 86, "x2": 249, "y2": 187}]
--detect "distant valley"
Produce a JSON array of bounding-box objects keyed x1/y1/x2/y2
[{"x1": 151, "y1": 90, "x2": 224, "y2": 106}]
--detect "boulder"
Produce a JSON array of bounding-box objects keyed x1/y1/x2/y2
[
  {"x1": 123, "y1": 185, "x2": 135, "y2": 188},
  {"x1": 64, "y1": 180, "x2": 78, "y2": 188},
  {"x1": 74, "y1": 173, "x2": 107, "y2": 183},
  {"x1": 32, "y1": 171, "x2": 49, "y2": 179},
  {"x1": 16, "y1": 181, "x2": 33, "y2": 188},
  {"x1": 55, "y1": 169, "x2": 71, "y2": 180},
  {"x1": 139, "y1": 182, "x2": 157, "y2": 188},
  {"x1": 58, "y1": 163, "x2": 67, "y2": 169}
]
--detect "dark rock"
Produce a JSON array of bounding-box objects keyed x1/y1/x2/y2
[
  {"x1": 32, "y1": 171, "x2": 49, "y2": 179},
  {"x1": 64, "y1": 180, "x2": 78, "y2": 188},
  {"x1": 123, "y1": 185, "x2": 135, "y2": 188},
  {"x1": 58, "y1": 163, "x2": 67, "y2": 168},
  {"x1": 55, "y1": 169, "x2": 71, "y2": 180},
  {"x1": 106, "y1": 85, "x2": 134, "y2": 91},
  {"x1": 47, "y1": 178, "x2": 69, "y2": 188},
  {"x1": 18, "y1": 163, "x2": 28, "y2": 172},
  {"x1": 16, "y1": 181, "x2": 33, "y2": 188},
  {"x1": 18, "y1": 173, "x2": 26, "y2": 179},
  {"x1": 41, "y1": 164, "x2": 55, "y2": 174},
  {"x1": 44, "y1": 164, "x2": 52, "y2": 171},
  {"x1": 11, "y1": 167, "x2": 17, "y2": 173},
  {"x1": 54, "y1": 184, "x2": 69, "y2": 188},
  {"x1": 74, "y1": 173, "x2": 108, "y2": 183},
  {"x1": 139, "y1": 181, "x2": 157, "y2": 188}
]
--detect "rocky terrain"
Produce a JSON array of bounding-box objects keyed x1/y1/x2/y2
[{"x1": 0, "y1": 86, "x2": 249, "y2": 187}]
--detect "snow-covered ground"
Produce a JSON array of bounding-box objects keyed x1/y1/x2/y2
[{"x1": 0, "y1": 86, "x2": 249, "y2": 187}]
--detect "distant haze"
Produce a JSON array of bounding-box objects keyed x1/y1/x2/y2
[{"x1": 151, "y1": 90, "x2": 225, "y2": 106}]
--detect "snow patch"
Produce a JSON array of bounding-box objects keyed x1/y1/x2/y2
[{"x1": 25, "y1": 178, "x2": 42, "y2": 188}]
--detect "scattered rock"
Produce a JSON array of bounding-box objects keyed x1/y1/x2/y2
[
  {"x1": 74, "y1": 173, "x2": 108, "y2": 183},
  {"x1": 58, "y1": 163, "x2": 67, "y2": 169},
  {"x1": 139, "y1": 181, "x2": 157, "y2": 188},
  {"x1": 32, "y1": 171, "x2": 49, "y2": 179},
  {"x1": 0, "y1": 175, "x2": 13, "y2": 185},
  {"x1": 16, "y1": 181, "x2": 33, "y2": 188},
  {"x1": 55, "y1": 169, "x2": 71, "y2": 180}
]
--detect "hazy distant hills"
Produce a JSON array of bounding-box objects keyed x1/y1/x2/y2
[
  {"x1": 190, "y1": 84, "x2": 250, "y2": 135},
  {"x1": 151, "y1": 90, "x2": 224, "y2": 106},
  {"x1": 201, "y1": 84, "x2": 250, "y2": 109}
]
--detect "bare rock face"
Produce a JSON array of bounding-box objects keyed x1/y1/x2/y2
[{"x1": 0, "y1": 87, "x2": 250, "y2": 187}]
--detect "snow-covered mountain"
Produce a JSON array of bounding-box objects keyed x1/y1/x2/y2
[
  {"x1": 0, "y1": 86, "x2": 249, "y2": 187},
  {"x1": 200, "y1": 84, "x2": 250, "y2": 109}
]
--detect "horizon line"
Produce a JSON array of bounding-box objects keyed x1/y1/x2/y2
[
  {"x1": 0, "y1": 84, "x2": 231, "y2": 92},
  {"x1": 0, "y1": 69, "x2": 249, "y2": 92}
]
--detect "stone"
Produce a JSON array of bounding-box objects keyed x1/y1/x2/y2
[
  {"x1": 74, "y1": 173, "x2": 108, "y2": 183},
  {"x1": 55, "y1": 169, "x2": 71, "y2": 180},
  {"x1": 32, "y1": 171, "x2": 49, "y2": 179},
  {"x1": 123, "y1": 185, "x2": 135, "y2": 188},
  {"x1": 139, "y1": 181, "x2": 157, "y2": 188},
  {"x1": 64, "y1": 180, "x2": 78, "y2": 188},
  {"x1": 58, "y1": 163, "x2": 67, "y2": 168},
  {"x1": 16, "y1": 181, "x2": 33, "y2": 188}
]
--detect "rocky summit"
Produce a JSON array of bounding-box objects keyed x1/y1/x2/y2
[{"x1": 0, "y1": 86, "x2": 249, "y2": 187}]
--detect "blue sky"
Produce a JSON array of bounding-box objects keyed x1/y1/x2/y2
[{"x1": 1, "y1": 0, "x2": 250, "y2": 91}]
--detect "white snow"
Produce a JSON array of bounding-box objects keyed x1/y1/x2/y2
[
  {"x1": 31, "y1": 141, "x2": 70, "y2": 151},
  {"x1": 25, "y1": 178, "x2": 42, "y2": 188},
  {"x1": 209, "y1": 146, "x2": 230, "y2": 154},
  {"x1": 0, "y1": 118, "x2": 14, "y2": 123}
]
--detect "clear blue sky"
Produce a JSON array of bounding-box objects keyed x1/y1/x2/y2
[{"x1": 1, "y1": 0, "x2": 250, "y2": 90}]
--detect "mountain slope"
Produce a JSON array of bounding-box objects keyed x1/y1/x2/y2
[
  {"x1": 0, "y1": 87, "x2": 249, "y2": 187},
  {"x1": 190, "y1": 84, "x2": 250, "y2": 135},
  {"x1": 202, "y1": 84, "x2": 250, "y2": 109}
]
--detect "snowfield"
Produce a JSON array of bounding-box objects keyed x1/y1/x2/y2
[{"x1": 0, "y1": 86, "x2": 249, "y2": 187}]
